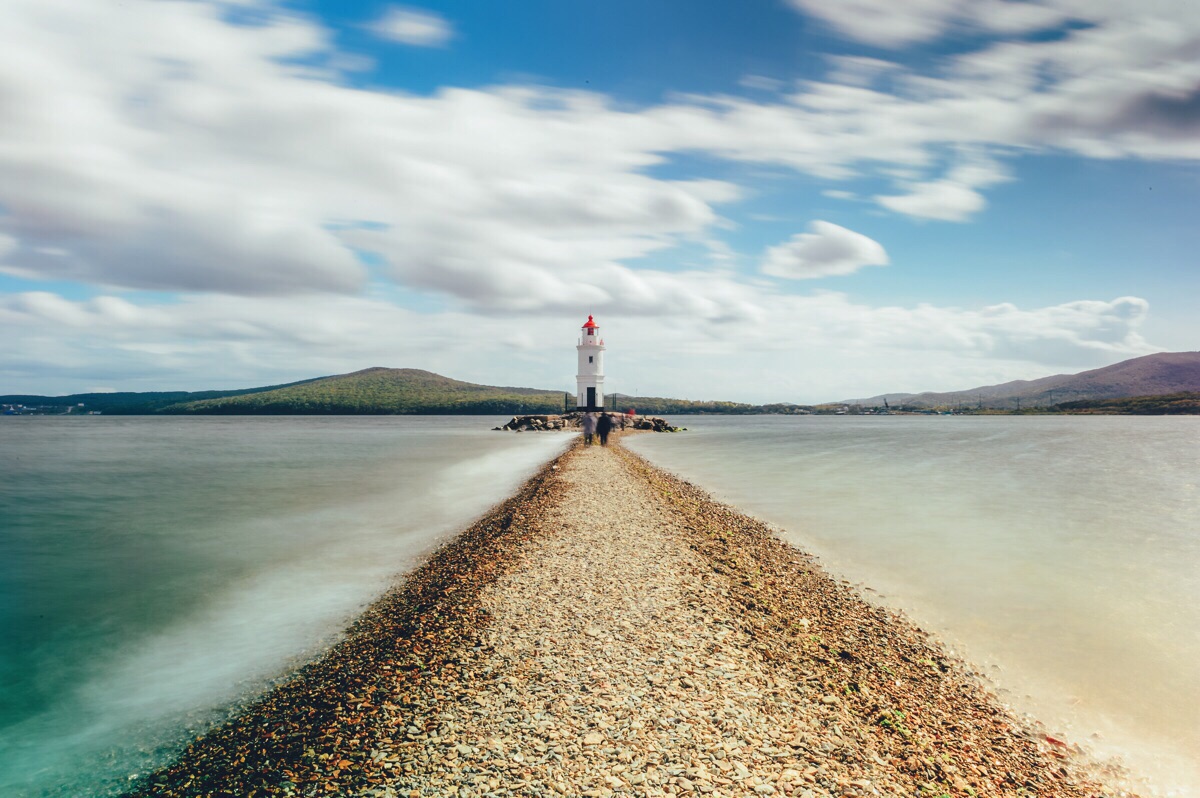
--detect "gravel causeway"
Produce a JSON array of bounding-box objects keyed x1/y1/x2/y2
[{"x1": 128, "y1": 437, "x2": 1139, "y2": 798}]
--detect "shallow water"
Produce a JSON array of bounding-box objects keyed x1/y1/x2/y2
[
  {"x1": 0, "y1": 416, "x2": 568, "y2": 798},
  {"x1": 626, "y1": 416, "x2": 1200, "y2": 796}
]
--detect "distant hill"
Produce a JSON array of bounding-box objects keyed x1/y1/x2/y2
[
  {"x1": 1053, "y1": 392, "x2": 1200, "y2": 415},
  {"x1": 0, "y1": 379, "x2": 319, "y2": 415},
  {"x1": 4, "y1": 371, "x2": 822, "y2": 416},
  {"x1": 161, "y1": 368, "x2": 570, "y2": 415},
  {"x1": 851, "y1": 351, "x2": 1200, "y2": 410},
  {"x1": 605, "y1": 394, "x2": 811, "y2": 415}
]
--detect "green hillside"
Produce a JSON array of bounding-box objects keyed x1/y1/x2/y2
[
  {"x1": 162, "y1": 368, "x2": 570, "y2": 415},
  {"x1": 606, "y1": 395, "x2": 811, "y2": 415},
  {"x1": 1051, "y1": 392, "x2": 1200, "y2": 415},
  {"x1": 0, "y1": 379, "x2": 318, "y2": 415}
]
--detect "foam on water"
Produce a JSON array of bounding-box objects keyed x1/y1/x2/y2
[
  {"x1": 0, "y1": 416, "x2": 568, "y2": 797},
  {"x1": 627, "y1": 416, "x2": 1200, "y2": 795}
]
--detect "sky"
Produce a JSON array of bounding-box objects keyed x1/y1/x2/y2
[{"x1": 1, "y1": 0, "x2": 1197, "y2": 403}]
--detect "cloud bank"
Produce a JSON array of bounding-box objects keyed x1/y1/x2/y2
[
  {"x1": 0, "y1": 0, "x2": 1188, "y2": 396},
  {"x1": 0, "y1": 289, "x2": 1154, "y2": 401}
]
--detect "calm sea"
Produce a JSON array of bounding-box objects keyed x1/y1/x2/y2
[
  {"x1": 626, "y1": 416, "x2": 1200, "y2": 796},
  {"x1": 0, "y1": 416, "x2": 568, "y2": 798}
]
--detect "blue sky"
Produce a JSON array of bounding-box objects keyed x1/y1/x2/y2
[{"x1": 1, "y1": 0, "x2": 1197, "y2": 401}]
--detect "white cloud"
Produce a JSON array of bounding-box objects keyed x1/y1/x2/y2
[
  {"x1": 739, "y1": 75, "x2": 784, "y2": 92},
  {"x1": 761, "y1": 222, "x2": 889, "y2": 279},
  {"x1": 0, "y1": 1, "x2": 746, "y2": 312},
  {"x1": 876, "y1": 180, "x2": 985, "y2": 221},
  {"x1": 824, "y1": 55, "x2": 900, "y2": 87},
  {"x1": 1, "y1": 0, "x2": 1198, "y2": 308},
  {"x1": 0, "y1": 0, "x2": 1191, "y2": 398},
  {"x1": 786, "y1": 0, "x2": 1069, "y2": 48},
  {"x1": 875, "y1": 153, "x2": 1011, "y2": 221},
  {"x1": 369, "y1": 6, "x2": 453, "y2": 47},
  {"x1": 787, "y1": 0, "x2": 958, "y2": 47},
  {"x1": 0, "y1": 291, "x2": 1155, "y2": 401}
]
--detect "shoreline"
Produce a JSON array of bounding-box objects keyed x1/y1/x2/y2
[{"x1": 127, "y1": 437, "x2": 1140, "y2": 797}]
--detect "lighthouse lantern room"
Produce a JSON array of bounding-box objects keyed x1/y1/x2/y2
[{"x1": 576, "y1": 315, "x2": 605, "y2": 411}]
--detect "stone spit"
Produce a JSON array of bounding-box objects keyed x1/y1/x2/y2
[{"x1": 126, "y1": 437, "x2": 1138, "y2": 798}]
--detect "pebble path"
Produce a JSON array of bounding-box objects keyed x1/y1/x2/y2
[
  {"x1": 129, "y1": 438, "x2": 1138, "y2": 798},
  {"x1": 408, "y1": 442, "x2": 827, "y2": 797}
]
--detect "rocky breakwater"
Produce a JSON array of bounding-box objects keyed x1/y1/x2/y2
[
  {"x1": 496, "y1": 414, "x2": 572, "y2": 432},
  {"x1": 127, "y1": 441, "x2": 1137, "y2": 798},
  {"x1": 498, "y1": 412, "x2": 683, "y2": 432}
]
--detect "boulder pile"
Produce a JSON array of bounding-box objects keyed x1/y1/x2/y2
[
  {"x1": 496, "y1": 412, "x2": 683, "y2": 432},
  {"x1": 494, "y1": 414, "x2": 570, "y2": 431},
  {"x1": 628, "y1": 415, "x2": 682, "y2": 432}
]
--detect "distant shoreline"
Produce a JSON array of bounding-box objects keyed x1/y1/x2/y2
[
  {"x1": 7, "y1": 351, "x2": 1199, "y2": 416},
  {"x1": 5, "y1": 403, "x2": 1199, "y2": 417}
]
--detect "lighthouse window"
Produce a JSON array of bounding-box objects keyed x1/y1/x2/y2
[
  {"x1": 589, "y1": 356, "x2": 593, "y2": 363},
  {"x1": 587, "y1": 328, "x2": 594, "y2": 335}
]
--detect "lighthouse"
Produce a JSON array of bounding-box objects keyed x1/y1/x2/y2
[{"x1": 576, "y1": 315, "x2": 605, "y2": 411}]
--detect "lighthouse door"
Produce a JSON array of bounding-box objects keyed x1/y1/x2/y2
[{"x1": 586, "y1": 387, "x2": 596, "y2": 410}]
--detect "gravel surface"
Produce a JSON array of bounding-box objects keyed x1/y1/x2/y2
[{"x1": 127, "y1": 437, "x2": 1139, "y2": 798}]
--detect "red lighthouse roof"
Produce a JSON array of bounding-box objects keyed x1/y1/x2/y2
[{"x1": 582, "y1": 315, "x2": 598, "y2": 329}]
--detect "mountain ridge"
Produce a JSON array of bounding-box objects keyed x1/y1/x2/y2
[{"x1": 848, "y1": 351, "x2": 1200, "y2": 409}]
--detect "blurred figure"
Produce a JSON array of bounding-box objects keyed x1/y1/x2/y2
[
  {"x1": 581, "y1": 412, "x2": 597, "y2": 445},
  {"x1": 597, "y1": 412, "x2": 613, "y2": 446}
]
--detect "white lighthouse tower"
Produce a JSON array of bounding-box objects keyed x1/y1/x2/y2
[{"x1": 576, "y1": 315, "x2": 605, "y2": 411}]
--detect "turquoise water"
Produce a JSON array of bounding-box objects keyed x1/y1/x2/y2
[
  {"x1": 0, "y1": 416, "x2": 568, "y2": 797},
  {"x1": 626, "y1": 416, "x2": 1200, "y2": 795},
  {"x1": 6, "y1": 415, "x2": 1196, "y2": 795}
]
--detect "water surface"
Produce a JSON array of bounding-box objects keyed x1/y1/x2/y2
[
  {"x1": 0, "y1": 416, "x2": 567, "y2": 797},
  {"x1": 626, "y1": 416, "x2": 1200, "y2": 795}
]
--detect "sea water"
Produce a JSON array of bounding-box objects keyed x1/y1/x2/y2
[
  {"x1": 626, "y1": 416, "x2": 1200, "y2": 795},
  {"x1": 0, "y1": 416, "x2": 568, "y2": 798}
]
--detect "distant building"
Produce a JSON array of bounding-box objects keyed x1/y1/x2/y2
[{"x1": 576, "y1": 315, "x2": 605, "y2": 412}]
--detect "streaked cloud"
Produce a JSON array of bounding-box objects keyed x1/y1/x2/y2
[
  {"x1": 761, "y1": 222, "x2": 889, "y2": 279},
  {"x1": 369, "y1": 6, "x2": 454, "y2": 48},
  {"x1": 1, "y1": 0, "x2": 1197, "y2": 306},
  {"x1": 876, "y1": 180, "x2": 986, "y2": 222},
  {"x1": 0, "y1": 291, "x2": 1155, "y2": 401},
  {"x1": 739, "y1": 75, "x2": 784, "y2": 92},
  {"x1": 0, "y1": 0, "x2": 1191, "y2": 398},
  {"x1": 786, "y1": 0, "x2": 1069, "y2": 48},
  {"x1": 875, "y1": 153, "x2": 1011, "y2": 221}
]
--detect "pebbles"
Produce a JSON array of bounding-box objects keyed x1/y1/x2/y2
[{"x1": 125, "y1": 441, "x2": 1139, "y2": 798}]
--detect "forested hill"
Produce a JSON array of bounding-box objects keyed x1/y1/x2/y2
[
  {"x1": 603, "y1": 395, "x2": 810, "y2": 415},
  {"x1": 0, "y1": 379, "x2": 319, "y2": 414},
  {"x1": 1051, "y1": 392, "x2": 1200, "y2": 414},
  {"x1": 161, "y1": 368, "x2": 569, "y2": 415}
]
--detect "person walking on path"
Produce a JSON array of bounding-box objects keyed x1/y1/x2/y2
[
  {"x1": 596, "y1": 412, "x2": 614, "y2": 446},
  {"x1": 580, "y1": 412, "x2": 597, "y2": 445}
]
